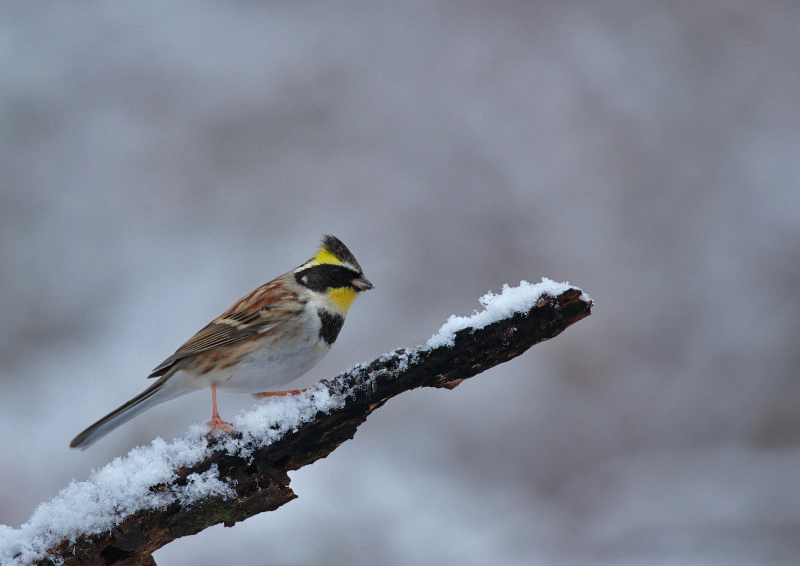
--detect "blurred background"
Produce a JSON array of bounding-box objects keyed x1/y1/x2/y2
[{"x1": 2, "y1": 1, "x2": 799, "y2": 564}]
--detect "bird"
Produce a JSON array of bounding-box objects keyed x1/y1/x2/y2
[{"x1": 70, "y1": 235, "x2": 373, "y2": 449}]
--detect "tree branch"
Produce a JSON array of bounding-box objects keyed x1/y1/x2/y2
[{"x1": 10, "y1": 281, "x2": 591, "y2": 566}]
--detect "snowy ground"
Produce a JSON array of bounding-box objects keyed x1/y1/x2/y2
[{"x1": 2, "y1": 2, "x2": 799, "y2": 565}]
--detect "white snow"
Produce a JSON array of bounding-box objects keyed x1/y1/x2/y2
[
  {"x1": 0, "y1": 387, "x2": 345, "y2": 565},
  {"x1": 0, "y1": 279, "x2": 585, "y2": 565},
  {"x1": 426, "y1": 278, "x2": 586, "y2": 348}
]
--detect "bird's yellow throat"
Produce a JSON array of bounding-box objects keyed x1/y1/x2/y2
[{"x1": 328, "y1": 286, "x2": 357, "y2": 312}]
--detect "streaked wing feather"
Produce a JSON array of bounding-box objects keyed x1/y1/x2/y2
[{"x1": 148, "y1": 280, "x2": 302, "y2": 377}]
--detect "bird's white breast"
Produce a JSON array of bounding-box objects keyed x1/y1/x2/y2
[{"x1": 179, "y1": 303, "x2": 332, "y2": 394}]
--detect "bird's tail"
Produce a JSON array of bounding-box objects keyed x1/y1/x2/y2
[{"x1": 70, "y1": 374, "x2": 188, "y2": 449}]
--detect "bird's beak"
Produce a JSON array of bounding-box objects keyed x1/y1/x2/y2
[{"x1": 351, "y1": 275, "x2": 374, "y2": 291}]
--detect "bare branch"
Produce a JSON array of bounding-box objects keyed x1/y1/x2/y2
[{"x1": 20, "y1": 282, "x2": 591, "y2": 566}]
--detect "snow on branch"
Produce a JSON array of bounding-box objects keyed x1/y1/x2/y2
[{"x1": 1, "y1": 279, "x2": 592, "y2": 566}]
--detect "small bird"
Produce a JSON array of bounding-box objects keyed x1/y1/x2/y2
[{"x1": 70, "y1": 235, "x2": 372, "y2": 449}]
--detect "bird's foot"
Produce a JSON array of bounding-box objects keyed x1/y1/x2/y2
[{"x1": 205, "y1": 415, "x2": 234, "y2": 436}]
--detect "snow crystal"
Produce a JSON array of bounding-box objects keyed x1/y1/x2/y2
[
  {"x1": 219, "y1": 386, "x2": 346, "y2": 457},
  {"x1": 426, "y1": 278, "x2": 584, "y2": 348},
  {"x1": 173, "y1": 465, "x2": 236, "y2": 503}
]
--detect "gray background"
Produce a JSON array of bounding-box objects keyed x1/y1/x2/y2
[{"x1": 2, "y1": 1, "x2": 799, "y2": 564}]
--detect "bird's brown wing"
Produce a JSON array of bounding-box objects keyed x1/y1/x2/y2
[{"x1": 148, "y1": 278, "x2": 304, "y2": 377}]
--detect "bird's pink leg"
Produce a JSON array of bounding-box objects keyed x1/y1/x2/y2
[
  {"x1": 206, "y1": 384, "x2": 234, "y2": 435},
  {"x1": 253, "y1": 387, "x2": 309, "y2": 398}
]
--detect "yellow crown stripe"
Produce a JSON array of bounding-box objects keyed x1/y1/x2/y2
[{"x1": 310, "y1": 248, "x2": 344, "y2": 267}]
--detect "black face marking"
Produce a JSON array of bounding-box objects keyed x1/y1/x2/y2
[
  {"x1": 321, "y1": 235, "x2": 362, "y2": 272},
  {"x1": 317, "y1": 309, "x2": 344, "y2": 344},
  {"x1": 295, "y1": 264, "x2": 363, "y2": 293}
]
